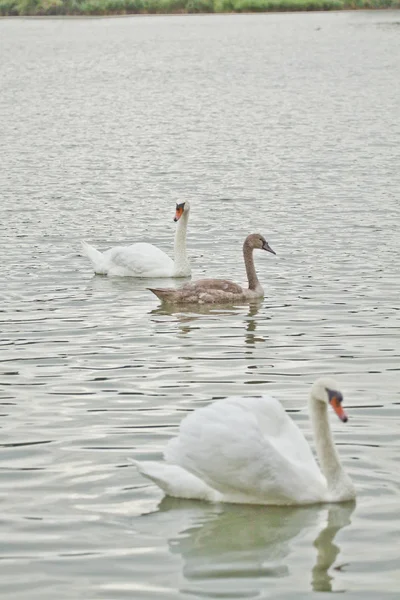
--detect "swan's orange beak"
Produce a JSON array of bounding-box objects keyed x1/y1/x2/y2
[
  {"x1": 174, "y1": 205, "x2": 184, "y2": 222},
  {"x1": 330, "y1": 397, "x2": 348, "y2": 423}
]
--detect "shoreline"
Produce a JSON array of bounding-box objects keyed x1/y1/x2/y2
[{"x1": 1, "y1": 3, "x2": 399, "y2": 18}]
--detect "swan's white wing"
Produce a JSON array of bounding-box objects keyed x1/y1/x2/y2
[
  {"x1": 104, "y1": 243, "x2": 174, "y2": 277},
  {"x1": 165, "y1": 396, "x2": 327, "y2": 505},
  {"x1": 134, "y1": 460, "x2": 221, "y2": 502}
]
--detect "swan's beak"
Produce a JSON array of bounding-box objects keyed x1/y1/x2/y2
[
  {"x1": 174, "y1": 206, "x2": 184, "y2": 222},
  {"x1": 330, "y1": 397, "x2": 348, "y2": 423},
  {"x1": 262, "y1": 242, "x2": 276, "y2": 255}
]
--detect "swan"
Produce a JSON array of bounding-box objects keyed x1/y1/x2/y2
[
  {"x1": 134, "y1": 378, "x2": 356, "y2": 505},
  {"x1": 80, "y1": 201, "x2": 191, "y2": 277},
  {"x1": 148, "y1": 233, "x2": 275, "y2": 304}
]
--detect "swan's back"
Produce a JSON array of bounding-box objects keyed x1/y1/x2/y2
[
  {"x1": 187, "y1": 279, "x2": 244, "y2": 294},
  {"x1": 165, "y1": 395, "x2": 327, "y2": 505},
  {"x1": 104, "y1": 243, "x2": 174, "y2": 277}
]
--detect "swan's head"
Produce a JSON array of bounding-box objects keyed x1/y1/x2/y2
[
  {"x1": 174, "y1": 201, "x2": 190, "y2": 222},
  {"x1": 244, "y1": 233, "x2": 276, "y2": 255},
  {"x1": 311, "y1": 377, "x2": 348, "y2": 422}
]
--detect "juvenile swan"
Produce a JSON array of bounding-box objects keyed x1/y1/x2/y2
[
  {"x1": 80, "y1": 201, "x2": 191, "y2": 278},
  {"x1": 148, "y1": 233, "x2": 275, "y2": 304},
  {"x1": 134, "y1": 378, "x2": 356, "y2": 505}
]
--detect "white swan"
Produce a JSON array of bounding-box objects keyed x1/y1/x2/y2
[
  {"x1": 135, "y1": 378, "x2": 356, "y2": 505},
  {"x1": 80, "y1": 201, "x2": 191, "y2": 277}
]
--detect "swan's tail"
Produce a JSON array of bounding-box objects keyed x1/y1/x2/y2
[
  {"x1": 80, "y1": 241, "x2": 107, "y2": 274},
  {"x1": 133, "y1": 459, "x2": 218, "y2": 501},
  {"x1": 148, "y1": 287, "x2": 179, "y2": 303}
]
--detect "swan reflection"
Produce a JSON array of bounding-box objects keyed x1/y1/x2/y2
[
  {"x1": 155, "y1": 499, "x2": 355, "y2": 596},
  {"x1": 149, "y1": 300, "x2": 263, "y2": 339},
  {"x1": 311, "y1": 503, "x2": 354, "y2": 592},
  {"x1": 85, "y1": 274, "x2": 189, "y2": 293}
]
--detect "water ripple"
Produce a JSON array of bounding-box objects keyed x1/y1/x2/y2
[{"x1": 1, "y1": 10, "x2": 400, "y2": 600}]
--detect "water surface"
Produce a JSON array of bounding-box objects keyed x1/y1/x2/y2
[{"x1": 1, "y1": 10, "x2": 400, "y2": 600}]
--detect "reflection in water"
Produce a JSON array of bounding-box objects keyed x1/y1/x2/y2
[
  {"x1": 157, "y1": 498, "x2": 355, "y2": 597},
  {"x1": 150, "y1": 299, "x2": 263, "y2": 319},
  {"x1": 311, "y1": 503, "x2": 354, "y2": 592},
  {"x1": 150, "y1": 300, "x2": 263, "y2": 341},
  {"x1": 85, "y1": 275, "x2": 190, "y2": 294},
  {"x1": 244, "y1": 301, "x2": 267, "y2": 346}
]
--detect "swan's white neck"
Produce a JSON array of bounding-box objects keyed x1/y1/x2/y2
[
  {"x1": 309, "y1": 397, "x2": 355, "y2": 501},
  {"x1": 173, "y1": 212, "x2": 190, "y2": 276}
]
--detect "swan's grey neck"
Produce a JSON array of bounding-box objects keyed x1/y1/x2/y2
[
  {"x1": 173, "y1": 212, "x2": 189, "y2": 272},
  {"x1": 309, "y1": 397, "x2": 347, "y2": 493},
  {"x1": 243, "y1": 242, "x2": 261, "y2": 291}
]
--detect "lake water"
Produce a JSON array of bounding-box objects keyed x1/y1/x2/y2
[{"x1": 1, "y1": 9, "x2": 400, "y2": 600}]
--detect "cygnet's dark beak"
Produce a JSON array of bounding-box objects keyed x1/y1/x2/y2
[{"x1": 262, "y1": 241, "x2": 276, "y2": 255}]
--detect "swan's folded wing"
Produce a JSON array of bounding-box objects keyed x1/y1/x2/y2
[
  {"x1": 105, "y1": 243, "x2": 173, "y2": 276},
  {"x1": 165, "y1": 396, "x2": 326, "y2": 504},
  {"x1": 134, "y1": 460, "x2": 221, "y2": 501},
  {"x1": 190, "y1": 279, "x2": 244, "y2": 294}
]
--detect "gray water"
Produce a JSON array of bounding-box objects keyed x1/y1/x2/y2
[{"x1": 1, "y1": 10, "x2": 400, "y2": 600}]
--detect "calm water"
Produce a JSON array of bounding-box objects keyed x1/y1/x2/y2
[{"x1": 1, "y1": 10, "x2": 400, "y2": 600}]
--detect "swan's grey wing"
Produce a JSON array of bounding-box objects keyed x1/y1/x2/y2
[
  {"x1": 165, "y1": 396, "x2": 326, "y2": 504},
  {"x1": 105, "y1": 243, "x2": 173, "y2": 276},
  {"x1": 190, "y1": 279, "x2": 244, "y2": 294}
]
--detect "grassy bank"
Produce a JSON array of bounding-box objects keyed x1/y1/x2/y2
[{"x1": 1, "y1": 0, "x2": 399, "y2": 16}]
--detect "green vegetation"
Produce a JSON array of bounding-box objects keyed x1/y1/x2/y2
[{"x1": 0, "y1": 0, "x2": 399, "y2": 16}]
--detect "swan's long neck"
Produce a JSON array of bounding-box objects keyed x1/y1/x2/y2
[
  {"x1": 243, "y1": 243, "x2": 261, "y2": 292},
  {"x1": 173, "y1": 213, "x2": 190, "y2": 274},
  {"x1": 309, "y1": 398, "x2": 354, "y2": 500}
]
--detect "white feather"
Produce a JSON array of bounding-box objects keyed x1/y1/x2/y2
[{"x1": 81, "y1": 202, "x2": 191, "y2": 278}]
